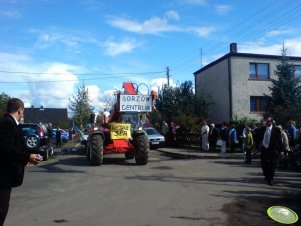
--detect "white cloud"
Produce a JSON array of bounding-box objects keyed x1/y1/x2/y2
[
  {"x1": 214, "y1": 5, "x2": 232, "y2": 15},
  {"x1": 107, "y1": 15, "x2": 181, "y2": 35},
  {"x1": 86, "y1": 85, "x2": 102, "y2": 110},
  {"x1": 107, "y1": 12, "x2": 215, "y2": 38},
  {"x1": 80, "y1": 0, "x2": 104, "y2": 10},
  {"x1": 193, "y1": 26, "x2": 215, "y2": 37},
  {"x1": 179, "y1": 0, "x2": 206, "y2": 5},
  {"x1": 0, "y1": 52, "x2": 79, "y2": 108},
  {"x1": 266, "y1": 28, "x2": 295, "y2": 37},
  {"x1": 30, "y1": 28, "x2": 101, "y2": 52},
  {"x1": 0, "y1": 52, "x2": 31, "y2": 63},
  {"x1": 151, "y1": 77, "x2": 176, "y2": 93},
  {"x1": 0, "y1": 10, "x2": 22, "y2": 19},
  {"x1": 24, "y1": 64, "x2": 79, "y2": 108},
  {"x1": 239, "y1": 37, "x2": 301, "y2": 56},
  {"x1": 104, "y1": 38, "x2": 143, "y2": 56},
  {"x1": 165, "y1": 10, "x2": 180, "y2": 21}
]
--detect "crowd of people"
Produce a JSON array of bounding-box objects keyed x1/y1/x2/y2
[
  {"x1": 159, "y1": 117, "x2": 301, "y2": 186},
  {"x1": 163, "y1": 119, "x2": 301, "y2": 156}
]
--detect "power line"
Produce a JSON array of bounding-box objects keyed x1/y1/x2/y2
[
  {"x1": 206, "y1": 4, "x2": 301, "y2": 58},
  {"x1": 170, "y1": 0, "x2": 300, "y2": 73},
  {"x1": 169, "y1": 0, "x2": 282, "y2": 69},
  {"x1": 0, "y1": 70, "x2": 164, "y2": 76},
  {"x1": 0, "y1": 71, "x2": 165, "y2": 84}
]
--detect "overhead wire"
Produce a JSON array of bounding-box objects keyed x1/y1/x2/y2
[
  {"x1": 171, "y1": 0, "x2": 300, "y2": 74},
  {"x1": 0, "y1": 70, "x2": 165, "y2": 83},
  {"x1": 207, "y1": 4, "x2": 301, "y2": 57},
  {"x1": 205, "y1": 0, "x2": 301, "y2": 56},
  {"x1": 169, "y1": 0, "x2": 283, "y2": 70}
]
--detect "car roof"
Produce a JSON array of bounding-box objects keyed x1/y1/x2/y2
[{"x1": 19, "y1": 123, "x2": 40, "y2": 126}]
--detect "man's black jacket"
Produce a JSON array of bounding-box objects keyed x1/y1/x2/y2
[
  {"x1": 259, "y1": 126, "x2": 282, "y2": 153},
  {"x1": 0, "y1": 113, "x2": 30, "y2": 189}
]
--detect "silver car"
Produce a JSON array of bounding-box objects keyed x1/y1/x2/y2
[{"x1": 143, "y1": 127, "x2": 165, "y2": 149}]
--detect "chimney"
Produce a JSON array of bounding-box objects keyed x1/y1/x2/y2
[{"x1": 230, "y1": 43, "x2": 237, "y2": 53}]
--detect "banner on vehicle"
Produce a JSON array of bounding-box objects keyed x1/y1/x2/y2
[
  {"x1": 120, "y1": 95, "x2": 152, "y2": 112},
  {"x1": 110, "y1": 123, "x2": 131, "y2": 139}
]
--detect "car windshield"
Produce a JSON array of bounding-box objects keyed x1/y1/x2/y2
[{"x1": 144, "y1": 128, "x2": 159, "y2": 135}]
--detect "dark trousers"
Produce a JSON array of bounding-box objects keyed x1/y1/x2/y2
[
  {"x1": 209, "y1": 139, "x2": 217, "y2": 151},
  {"x1": 229, "y1": 142, "x2": 236, "y2": 153},
  {"x1": 245, "y1": 148, "x2": 252, "y2": 163},
  {"x1": 56, "y1": 139, "x2": 62, "y2": 148},
  {"x1": 260, "y1": 147, "x2": 278, "y2": 182},
  {"x1": 0, "y1": 189, "x2": 11, "y2": 226}
]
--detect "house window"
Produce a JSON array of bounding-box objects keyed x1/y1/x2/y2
[
  {"x1": 249, "y1": 63, "x2": 269, "y2": 79},
  {"x1": 250, "y1": 96, "x2": 268, "y2": 112},
  {"x1": 294, "y1": 65, "x2": 301, "y2": 79}
]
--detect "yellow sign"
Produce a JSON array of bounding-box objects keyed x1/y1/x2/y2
[{"x1": 110, "y1": 123, "x2": 131, "y2": 139}]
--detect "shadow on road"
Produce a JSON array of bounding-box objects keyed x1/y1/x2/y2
[{"x1": 221, "y1": 190, "x2": 301, "y2": 226}]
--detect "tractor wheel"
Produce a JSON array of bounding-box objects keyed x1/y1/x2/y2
[
  {"x1": 125, "y1": 152, "x2": 135, "y2": 159},
  {"x1": 89, "y1": 135, "x2": 103, "y2": 166},
  {"x1": 134, "y1": 134, "x2": 149, "y2": 165},
  {"x1": 85, "y1": 143, "x2": 90, "y2": 161}
]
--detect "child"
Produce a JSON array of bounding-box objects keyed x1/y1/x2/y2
[{"x1": 245, "y1": 128, "x2": 254, "y2": 163}]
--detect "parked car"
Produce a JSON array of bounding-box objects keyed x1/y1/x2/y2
[
  {"x1": 19, "y1": 123, "x2": 53, "y2": 161},
  {"x1": 143, "y1": 127, "x2": 165, "y2": 149},
  {"x1": 51, "y1": 128, "x2": 69, "y2": 143}
]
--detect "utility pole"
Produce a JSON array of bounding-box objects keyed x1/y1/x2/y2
[{"x1": 166, "y1": 66, "x2": 170, "y2": 86}]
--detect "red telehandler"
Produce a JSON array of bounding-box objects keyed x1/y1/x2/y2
[{"x1": 85, "y1": 82, "x2": 151, "y2": 165}]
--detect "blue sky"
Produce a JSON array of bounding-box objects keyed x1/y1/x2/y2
[{"x1": 1, "y1": 0, "x2": 301, "y2": 112}]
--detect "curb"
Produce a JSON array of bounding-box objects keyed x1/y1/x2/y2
[{"x1": 156, "y1": 148, "x2": 246, "y2": 159}]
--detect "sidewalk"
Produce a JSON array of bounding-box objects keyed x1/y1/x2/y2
[{"x1": 156, "y1": 147, "x2": 252, "y2": 159}]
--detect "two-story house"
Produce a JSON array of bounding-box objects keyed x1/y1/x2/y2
[{"x1": 194, "y1": 43, "x2": 301, "y2": 123}]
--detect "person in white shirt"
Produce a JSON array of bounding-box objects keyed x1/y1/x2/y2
[{"x1": 200, "y1": 120, "x2": 209, "y2": 151}]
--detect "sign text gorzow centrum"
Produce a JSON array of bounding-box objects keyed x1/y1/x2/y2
[{"x1": 120, "y1": 95, "x2": 152, "y2": 112}]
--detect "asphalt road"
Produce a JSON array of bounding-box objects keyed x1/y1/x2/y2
[{"x1": 5, "y1": 147, "x2": 301, "y2": 226}]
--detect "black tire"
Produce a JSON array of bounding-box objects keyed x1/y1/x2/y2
[
  {"x1": 125, "y1": 152, "x2": 135, "y2": 159},
  {"x1": 43, "y1": 149, "x2": 49, "y2": 161},
  {"x1": 134, "y1": 134, "x2": 149, "y2": 165},
  {"x1": 89, "y1": 135, "x2": 103, "y2": 166},
  {"x1": 85, "y1": 143, "x2": 90, "y2": 161},
  {"x1": 25, "y1": 135, "x2": 40, "y2": 150}
]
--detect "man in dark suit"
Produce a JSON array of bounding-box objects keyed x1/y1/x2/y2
[
  {"x1": 208, "y1": 123, "x2": 219, "y2": 151},
  {"x1": 0, "y1": 98, "x2": 42, "y2": 226},
  {"x1": 259, "y1": 117, "x2": 281, "y2": 186}
]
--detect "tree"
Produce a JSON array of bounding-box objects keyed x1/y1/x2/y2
[
  {"x1": 0, "y1": 92, "x2": 11, "y2": 117},
  {"x1": 264, "y1": 47, "x2": 301, "y2": 125},
  {"x1": 155, "y1": 81, "x2": 214, "y2": 130},
  {"x1": 69, "y1": 84, "x2": 93, "y2": 128}
]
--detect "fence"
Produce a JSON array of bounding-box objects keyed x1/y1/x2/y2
[{"x1": 174, "y1": 130, "x2": 201, "y2": 147}]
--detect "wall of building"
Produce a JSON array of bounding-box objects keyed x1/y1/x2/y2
[
  {"x1": 195, "y1": 58, "x2": 230, "y2": 123},
  {"x1": 230, "y1": 57, "x2": 274, "y2": 121},
  {"x1": 231, "y1": 57, "x2": 301, "y2": 121}
]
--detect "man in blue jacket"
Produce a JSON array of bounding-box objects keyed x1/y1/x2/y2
[
  {"x1": 229, "y1": 124, "x2": 238, "y2": 153},
  {"x1": 0, "y1": 98, "x2": 42, "y2": 226}
]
